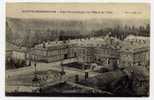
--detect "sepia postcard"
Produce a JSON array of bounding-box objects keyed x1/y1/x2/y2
[{"x1": 5, "y1": 3, "x2": 150, "y2": 97}]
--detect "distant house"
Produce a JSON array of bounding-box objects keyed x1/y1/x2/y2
[
  {"x1": 6, "y1": 42, "x2": 30, "y2": 68},
  {"x1": 12, "y1": 49, "x2": 26, "y2": 61},
  {"x1": 6, "y1": 42, "x2": 16, "y2": 62},
  {"x1": 124, "y1": 35, "x2": 149, "y2": 42}
]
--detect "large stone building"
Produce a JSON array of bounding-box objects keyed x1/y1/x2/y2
[
  {"x1": 74, "y1": 35, "x2": 121, "y2": 70},
  {"x1": 30, "y1": 40, "x2": 77, "y2": 62},
  {"x1": 30, "y1": 34, "x2": 122, "y2": 70},
  {"x1": 119, "y1": 35, "x2": 150, "y2": 70}
]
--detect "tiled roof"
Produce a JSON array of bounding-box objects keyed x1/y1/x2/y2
[
  {"x1": 82, "y1": 70, "x2": 126, "y2": 86},
  {"x1": 6, "y1": 42, "x2": 27, "y2": 53},
  {"x1": 123, "y1": 66, "x2": 149, "y2": 81},
  {"x1": 34, "y1": 35, "x2": 122, "y2": 50},
  {"x1": 6, "y1": 42, "x2": 18, "y2": 51},
  {"x1": 125, "y1": 35, "x2": 149, "y2": 41},
  {"x1": 121, "y1": 38, "x2": 149, "y2": 53}
]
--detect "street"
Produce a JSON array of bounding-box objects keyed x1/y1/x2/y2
[{"x1": 6, "y1": 60, "x2": 99, "y2": 92}]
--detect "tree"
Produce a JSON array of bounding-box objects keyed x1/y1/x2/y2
[
  {"x1": 6, "y1": 21, "x2": 13, "y2": 42},
  {"x1": 146, "y1": 24, "x2": 150, "y2": 36}
]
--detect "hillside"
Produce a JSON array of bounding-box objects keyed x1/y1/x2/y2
[{"x1": 6, "y1": 17, "x2": 150, "y2": 47}]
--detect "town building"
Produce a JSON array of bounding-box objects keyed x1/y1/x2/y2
[
  {"x1": 6, "y1": 42, "x2": 31, "y2": 69},
  {"x1": 30, "y1": 34, "x2": 122, "y2": 70},
  {"x1": 30, "y1": 40, "x2": 77, "y2": 63},
  {"x1": 119, "y1": 35, "x2": 150, "y2": 70}
]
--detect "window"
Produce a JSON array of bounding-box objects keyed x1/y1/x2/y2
[
  {"x1": 83, "y1": 50, "x2": 85, "y2": 54},
  {"x1": 64, "y1": 54, "x2": 68, "y2": 59},
  {"x1": 74, "y1": 52, "x2": 77, "y2": 57}
]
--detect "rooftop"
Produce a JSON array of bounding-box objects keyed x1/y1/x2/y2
[
  {"x1": 124, "y1": 35, "x2": 149, "y2": 41},
  {"x1": 41, "y1": 81, "x2": 102, "y2": 94},
  {"x1": 80, "y1": 70, "x2": 126, "y2": 88},
  {"x1": 121, "y1": 35, "x2": 150, "y2": 52},
  {"x1": 34, "y1": 35, "x2": 122, "y2": 50},
  {"x1": 6, "y1": 41, "x2": 27, "y2": 52},
  {"x1": 123, "y1": 65, "x2": 149, "y2": 80}
]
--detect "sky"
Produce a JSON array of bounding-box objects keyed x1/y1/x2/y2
[{"x1": 6, "y1": 3, "x2": 150, "y2": 20}]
